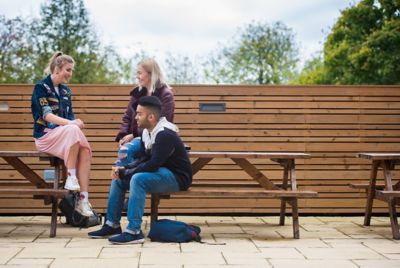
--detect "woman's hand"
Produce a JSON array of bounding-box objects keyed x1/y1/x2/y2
[
  {"x1": 119, "y1": 134, "x2": 134, "y2": 146},
  {"x1": 69, "y1": 118, "x2": 85, "y2": 129}
]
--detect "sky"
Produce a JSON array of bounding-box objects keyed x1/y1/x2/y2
[{"x1": 0, "y1": 0, "x2": 356, "y2": 69}]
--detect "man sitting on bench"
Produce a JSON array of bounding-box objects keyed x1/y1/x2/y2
[{"x1": 88, "y1": 96, "x2": 193, "y2": 244}]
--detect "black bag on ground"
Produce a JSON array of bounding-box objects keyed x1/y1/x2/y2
[
  {"x1": 148, "y1": 219, "x2": 201, "y2": 242},
  {"x1": 58, "y1": 192, "x2": 102, "y2": 228}
]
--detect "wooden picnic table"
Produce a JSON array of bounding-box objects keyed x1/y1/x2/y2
[
  {"x1": 353, "y1": 153, "x2": 400, "y2": 239},
  {"x1": 0, "y1": 151, "x2": 68, "y2": 237},
  {"x1": 151, "y1": 151, "x2": 318, "y2": 239}
]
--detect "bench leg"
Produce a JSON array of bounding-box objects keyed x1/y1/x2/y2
[
  {"x1": 364, "y1": 161, "x2": 379, "y2": 226},
  {"x1": 382, "y1": 160, "x2": 400, "y2": 239},
  {"x1": 49, "y1": 158, "x2": 63, "y2": 237},
  {"x1": 388, "y1": 197, "x2": 400, "y2": 239},
  {"x1": 279, "y1": 200, "x2": 286, "y2": 226},
  {"x1": 50, "y1": 197, "x2": 58, "y2": 237},
  {"x1": 150, "y1": 194, "x2": 160, "y2": 224},
  {"x1": 291, "y1": 198, "x2": 300, "y2": 239},
  {"x1": 279, "y1": 163, "x2": 290, "y2": 225}
]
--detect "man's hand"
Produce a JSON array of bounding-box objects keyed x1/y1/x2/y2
[
  {"x1": 111, "y1": 166, "x2": 124, "y2": 180},
  {"x1": 119, "y1": 134, "x2": 134, "y2": 146}
]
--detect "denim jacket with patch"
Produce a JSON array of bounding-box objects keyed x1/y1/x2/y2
[{"x1": 31, "y1": 75, "x2": 75, "y2": 138}]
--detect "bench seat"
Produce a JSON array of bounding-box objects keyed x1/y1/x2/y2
[
  {"x1": 349, "y1": 183, "x2": 385, "y2": 190},
  {"x1": 0, "y1": 188, "x2": 68, "y2": 197},
  {"x1": 375, "y1": 190, "x2": 400, "y2": 198},
  {"x1": 158, "y1": 188, "x2": 318, "y2": 198}
]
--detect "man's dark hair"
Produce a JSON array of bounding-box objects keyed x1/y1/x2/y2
[{"x1": 138, "y1": 96, "x2": 162, "y2": 118}]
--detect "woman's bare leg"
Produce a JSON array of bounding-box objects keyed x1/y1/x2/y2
[
  {"x1": 77, "y1": 147, "x2": 91, "y2": 192},
  {"x1": 65, "y1": 142, "x2": 79, "y2": 169}
]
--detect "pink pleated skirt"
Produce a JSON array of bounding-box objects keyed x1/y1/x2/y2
[{"x1": 34, "y1": 124, "x2": 92, "y2": 161}]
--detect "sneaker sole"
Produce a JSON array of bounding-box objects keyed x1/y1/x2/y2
[
  {"x1": 64, "y1": 186, "x2": 80, "y2": 191},
  {"x1": 109, "y1": 238, "x2": 145, "y2": 245},
  {"x1": 75, "y1": 210, "x2": 94, "y2": 217},
  {"x1": 74, "y1": 205, "x2": 94, "y2": 217},
  {"x1": 88, "y1": 234, "x2": 120, "y2": 239}
]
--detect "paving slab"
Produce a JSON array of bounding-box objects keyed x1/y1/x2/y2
[
  {"x1": 269, "y1": 259, "x2": 358, "y2": 268},
  {"x1": 0, "y1": 215, "x2": 399, "y2": 267},
  {"x1": 140, "y1": 252, "x2": 225, "y2": 265},
  {"x1": 354, "y1": 260, "x2": 400, "y2": 268}
]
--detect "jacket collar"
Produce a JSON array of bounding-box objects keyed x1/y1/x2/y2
[
  {"x1": 130, "y1": 84, "x2": 166, "y2": 98},
  {"x1": 43, "y1": 75, "x2": 66, "y2": 97},
  {"x1": 43, "y1": 75, "x2": 55, "y2": 90}
]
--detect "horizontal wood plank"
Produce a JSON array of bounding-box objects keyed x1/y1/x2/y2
[{"x1": 0, "y1": 84, "x2": 399, "y2": 214}]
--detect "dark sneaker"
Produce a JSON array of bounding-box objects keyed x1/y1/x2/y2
[
  {"x1": 108, "y1": 231, "x2": 145, "y2": 244},
  {"x1": 88, "y1": 224, "x2": 122, "y2": 238}
]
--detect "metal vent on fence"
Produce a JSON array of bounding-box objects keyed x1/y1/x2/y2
[{"x1": 199, "y1": 103, "x2": 226, "y2": 112}]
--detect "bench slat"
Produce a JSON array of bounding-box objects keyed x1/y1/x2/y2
[
  {"x1": 189, "y1": 151, "x2": 310, "y2": 159},
  {"x1": 357, "y1": 153, "x2": 400, "y2": 160},
  {"x1": 0, "y1": 151, "x2": 51, "y2": 157},
  {"x1": 161, "y1": 189, "x2": 318, "y2": 198},
  {"x1": 0, "y1": 188, "x2": 68, "y2": 197},
  {"x1": 349, "y1": 183, "x2": 385, "y2": 190},
  {"x1": 375, "y1": 190, "x2": 400, "y2": 198}
]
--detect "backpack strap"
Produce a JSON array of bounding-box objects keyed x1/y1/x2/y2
[
  {"x1": 197, "y1": 238, "x2": 226, "y2": 245},
  {"x1": 189, "y1": 225, "x2": 226, "y2": 245}
]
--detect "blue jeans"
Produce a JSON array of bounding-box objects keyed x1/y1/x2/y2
[
  {"x1": 105, "y1": 167, "x2": 180, "y2": 232},
  {"x1": 115, "y1": 137, "x2": 141, "y2": 167}
]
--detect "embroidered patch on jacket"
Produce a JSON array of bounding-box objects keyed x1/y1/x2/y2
[
  {"x1": 51, "y1": 105, "x2": 59, "y2": 110},
  {"x1": 39, "y1": 97, "x2": 48, "y2": 106},
  {"x1": 42, "y1": 83, "x2": 52, "y2": 94},
  {"x1": 48, "y1": 97, "x2": 59, "y2": 103},
  {"x1": 36, "y1": 119, "x2": 47, "y2": 126}
]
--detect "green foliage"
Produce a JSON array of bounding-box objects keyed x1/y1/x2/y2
[
  {"x1": 164, "y1": 53, "x2": 200, "y2": 84},
  {"x1": 322, "y1": 0, "x2": 400, "y2": 84},
  {"x1": 0, "y1": 16, "x2": 37, "y2": 83},
  {"x1": 204, "y1": 21, "x2": 299, "y2": 84},
  {"x1": 33, "y1": 0, "x2": 127, "y2": 83},
  {"x1": 297, "y1": 53, "x2": 328, "y2": 84},
  {"x1": 0, "y1": 0, "x2": 134, "y2": 84}
]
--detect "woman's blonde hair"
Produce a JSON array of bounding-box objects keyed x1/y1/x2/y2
[
  {"x1": 137, "y1": 58, "x2": 167, "y2": 93},
  {"x1": 44, "y1": 51, "x2": 75, "y2": 75}
]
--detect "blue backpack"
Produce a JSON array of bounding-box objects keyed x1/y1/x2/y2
[{"x1": 148, "y1": 219, "x2": 201, "y2": 243}]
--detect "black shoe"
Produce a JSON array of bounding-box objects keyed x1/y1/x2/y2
[
  {"x1": 88, "y1": 224, "x2": 122, "y2": 239},
  {"x1": 108, "y1": 231, "x2": 145, "y2": 244}
]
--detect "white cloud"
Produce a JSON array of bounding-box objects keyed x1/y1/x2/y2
[{"x1": 1, "y1": 0, "x2": 356, "y2": 66}]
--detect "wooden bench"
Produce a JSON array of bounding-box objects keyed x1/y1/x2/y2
[
  {"x1": 150, "y1": 151, "x2": 318, "y2": 239},
  {"x1": 349, "y1": 183, "x2": 385, "y2": 190},
  {"x1": 0, "y1": 151, "x2": 68, "y2": 237},
  {"x1": 356, "y1": 153, "x2": 400, "y2": 239}
]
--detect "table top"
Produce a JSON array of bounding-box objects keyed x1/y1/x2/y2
[
  {"x1": 189, "y1": 151, "x2": 311, "y2": 159},
  {"x1": 357, "y1": 153, "x2": 400, "y2": 160}
]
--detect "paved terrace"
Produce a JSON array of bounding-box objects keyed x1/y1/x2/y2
[{"x1": 0, "y1": 216, "x2": 399, "y2": 267}]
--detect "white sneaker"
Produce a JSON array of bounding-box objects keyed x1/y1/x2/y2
[
  {"x1": 64, "y1": 176, "x2": 80, "y2": 191},
  {"x1": 76, "y1": 199, "x2": 94, "y2": 217}
]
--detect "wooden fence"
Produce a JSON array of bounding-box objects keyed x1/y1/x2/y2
[{"x1": 0, "y1": 84, "x2": 399, "y2": 214}]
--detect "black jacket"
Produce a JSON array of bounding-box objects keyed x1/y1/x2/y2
[{"x1": 119, "y1": 128, "x2": 192, "y2": 191}]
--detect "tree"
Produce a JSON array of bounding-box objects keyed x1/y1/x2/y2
[
  {"x1": 296, "y1": 53, "x2": 328, "y2": 84},
  {"x1": 0, "y1": 15, "x2": 36, "y2": 83},
  {"x1": 32, "y1": 0, "x2": 128, "y2": 83},
  {"x1": 204, "y1": 21, "x2": 299, "y2": 84},
  {"x1": 322, "y1": 0, "x2": 400, "y2": 84},
  {"x1": 164, "y1": 52, "x2": 200, "y2": 84}
]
